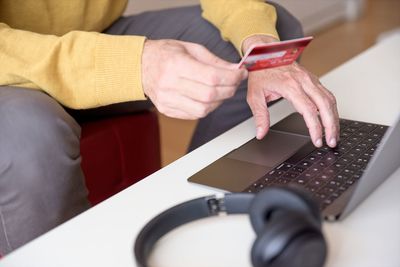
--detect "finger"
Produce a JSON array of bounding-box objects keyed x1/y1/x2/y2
[
  {"x1": 247, "y1": 83, "x2": 270, "y2": 139},
  {"x1": 188, "y1": 43, "x2": 238, "y2": 69},
  {"x1": 157, "y1": 91, "x2": 221, "y2": 119},
  {"x1": 282, "y1": 87, "x2": 323, "y2": 147},
  {"x1": 316, "y1": 86, "x2": 340, "y2": 147},
  {"x1": 176, "y1": 77, "x2": 238, "y2": 103},
  {"x1": 301, "y1": 77, "x2": 340, "y2": 147},
  {"x1": 177, "y1": 53, "x2": 247, "y2": 87}
]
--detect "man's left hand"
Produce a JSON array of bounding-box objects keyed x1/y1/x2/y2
[{"x1": 242, "y1": 35, "x2": 340, "y2": 148}]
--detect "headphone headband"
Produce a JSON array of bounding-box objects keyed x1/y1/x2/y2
[{"x1": 134, "y1": 193, "x2": 255, "y2": 266}]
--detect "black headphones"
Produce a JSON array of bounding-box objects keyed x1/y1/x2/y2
[{"x1": 134, "y1": 187, "x2": 327, "y2": 267}]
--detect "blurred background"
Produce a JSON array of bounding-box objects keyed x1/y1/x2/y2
[{"x1": 125, "y1": 0, "x2": 400, "y2": 166}]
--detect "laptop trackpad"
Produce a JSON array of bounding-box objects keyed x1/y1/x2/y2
[
  {"x1": 227, "y1": 130, "x2": 310, "y2": 168},
  {"x1": 188, "y1": 157, "x2": 271, "y2": 192},
  {"x1": 188, "y1": 131, "x2": 310, "y2": 192}
]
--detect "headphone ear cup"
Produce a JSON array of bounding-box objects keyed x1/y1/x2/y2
[
  {"x1": 249, "y1": 186, "x2": 321, "y2": 235},
  {"x1": 250, "y1": 214, "x2": 327, "y2": 267}
]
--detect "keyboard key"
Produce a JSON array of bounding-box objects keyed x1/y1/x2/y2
[
  {"x1": 352, "y1": 146, "x2": 365, "y2": 154},
  {"x1": 276, "y1": 163, "x2": 294, "y2": 171},
  {"x1": 372, "y1": 125, "x2": 388, "y2": 135},
  {"x1": 285, "y1": 142, "x2": 316, "y2": 165},
  {"x1": 355, "y1": 131, "x2": 368, "y2": 137},
  {"x1": 294, "y1": 177, "x2": 307, "y2": 185},
  {"x1": 317, "y1": 161, "x2": 329, "y2": 168},
  {"x1": 360, "y1": 123, "x2": 377, "y2": 133},
  {"x1": 267, "y1": 169, "x2": 285, "y2": 177},
  {"x1": 305, "y1": 154, "x2": 322, "y2": 162},
  {"x1": 319, "y1": 174, "x2": 331, "y2": 180},
  {"x1": 335, "y1": 173, "x2": 350, "y2": 181},
  {"x1": 262, "y1": 176, "x2": 276, "y2": 185},
  {"x1": 318, "y1": 185, "x2": 336, "y2": 195},
  {"x1": 299, "y1": 172, "x2": 316, "y2": 180},
  {"x1": 335, "y1": 157, "x2": 352, "y2": 166},
  {"x1": 342, "y1": 168, "x2": 355, "y2": 175},
  {"x1": 292, "y1": 166, "x2": 306, "y2": 173},
  {"x1": 298, "y1": 160, "x2": 313, "y2": 168},
  {"x1": 277, "y1": 178, "x2": 290, "y2": 184},
  {"x1": 350, "y1": 136, "x2": 362, "y2": 143},
  {"x1": 308, "y1": 178, "x2": 326, "y2": 188},
  {"x1": 314, "y1": 150, "x2": 328, "y2": 157},
  {"x1": 337, "y1": 145, "x2": 352, "y2": 153},
  {"x1": 283, "y1": 172, "x2": 300, "y2": 179},
  {"x1": 350, "y1": 121, "x2": 363, "y2": 128},
  {"x1": 355, "y1": 156, "x2": 369, "y2": 164},
  {"x1": 331, "y1": 162, "x2": 346, "y2": 170},
  {"x1": 322, "y1": 167, "x2": 337, "y2": 176},
  {"x1": 331, "y1": 180, "x2": 344, "y2": 188}
]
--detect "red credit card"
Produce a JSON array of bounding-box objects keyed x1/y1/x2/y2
[{"x1": 238, "y1": 36, "x2": 313, "y2": 71}]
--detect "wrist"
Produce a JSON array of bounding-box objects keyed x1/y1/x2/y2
[
  {"x1": 141, "y1": 39, "x2": 158, "y2": 97},
  {"x1": 241, "y1": 35, "x2": 279, "y2": 54}
]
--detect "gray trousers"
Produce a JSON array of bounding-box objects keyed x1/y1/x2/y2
[{"x1": 0, "y1": 4, "x2": 302, "y2": 254}]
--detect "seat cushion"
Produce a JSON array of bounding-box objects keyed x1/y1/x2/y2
[{"x1": 80, "y1": 111, "x2": 161, "y2": 205}]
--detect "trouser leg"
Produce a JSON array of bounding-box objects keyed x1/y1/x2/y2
[
  {"x1": 103, "y1": 3, "x2": 303, "y2": 150},
  {"x1": 0, "y1": 86, "x2": 90, "y2": 255}
]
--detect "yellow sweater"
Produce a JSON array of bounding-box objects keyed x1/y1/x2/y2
[{"x1": 0, "y1": 0, "x2": 278, "y2": 109}]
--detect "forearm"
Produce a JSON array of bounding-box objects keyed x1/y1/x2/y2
[{"x1": 0, "y1": 23, "x2": 146, "y2": 109}]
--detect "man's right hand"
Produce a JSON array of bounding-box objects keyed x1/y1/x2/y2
[{"x1": 141, "y1": 39, "x2": 248, "y2": 119}]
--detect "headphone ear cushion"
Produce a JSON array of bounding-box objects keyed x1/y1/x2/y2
[
  {"x1": 249, "y1": 186, "x2": 321, "y2": 235},
  {"x1": 251, "y1": 214, "x2": 327, "y2": 267}
]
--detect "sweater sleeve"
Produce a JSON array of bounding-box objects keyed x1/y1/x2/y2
[
  {"x1": 0, "y1": 22, "x2": 146, "y2": 109},
  {"x1": 200, "y1": 0, "x2": 279, "y2": 54}
]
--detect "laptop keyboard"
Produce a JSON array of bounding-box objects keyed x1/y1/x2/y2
[{"x1": 243, "y1": 118, "x2": 388, "y2": 210}]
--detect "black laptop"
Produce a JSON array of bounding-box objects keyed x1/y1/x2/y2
[{"x1": 188, "y1": 112, "x2": 400, "y2": 221}]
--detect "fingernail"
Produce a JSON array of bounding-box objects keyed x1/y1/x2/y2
[
  {"x1": 242, "y1": 70, "x2": 248, "y2": 79},
  {"x1": 315, "y1": 138, "x2": 323, "y2": 147},
  {"x1": 256, "y1": 127, "x2": 263, "y2": 139},
  {"x1": 329, "y1": 138, "x2": 337, "y2": 147}
]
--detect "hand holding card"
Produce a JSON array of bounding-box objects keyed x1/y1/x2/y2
[{"x1": 238, "y1": 36, "x2": 313, "y2": 71}]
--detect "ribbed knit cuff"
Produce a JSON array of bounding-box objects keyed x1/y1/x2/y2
[
  {"x1": 222, "y1": 8, "x2": 279, "y2": 55},
  {"x1": 95, "y1": 33, "x2": 146, "y2": 106}
]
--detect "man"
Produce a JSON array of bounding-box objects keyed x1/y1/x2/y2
[{"x1": 0, "y1": 0, "x2": 339, "y2": 254}]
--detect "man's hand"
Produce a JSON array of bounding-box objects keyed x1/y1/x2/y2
[
  {"x1": 242, "y1": 35, "x2": 340, "y2": 148},
  {"x1": 142, "y1": 39, "x2": 248, "y2": 120}
]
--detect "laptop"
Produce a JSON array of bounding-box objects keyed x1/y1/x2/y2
[{"x1": 188, "y1": 111, "x2": 400, "y2": 221}]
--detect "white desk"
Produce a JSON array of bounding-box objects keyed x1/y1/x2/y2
[{"x1": 1, "y1": 34, "x2": 400, "y2": 267}]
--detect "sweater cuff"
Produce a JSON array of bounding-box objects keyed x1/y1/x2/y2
[
  {"x1": 223, "y1": 8, "x2": 279, "y2": 55},
  {"x1": 95, "y1": 33, "x2": 146, "y2": 106}
]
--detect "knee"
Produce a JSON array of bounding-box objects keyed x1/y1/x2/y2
[
  {"x1": 0, "y1": 88, "x2": 88, "y2": 215},
  {"x1": 0, "y1": 88, "x2": 81, "y2": 160}
]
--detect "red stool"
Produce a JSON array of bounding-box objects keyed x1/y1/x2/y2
[{"x1": 79, "y1": 110, "x2": 161, "y2": 205}]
